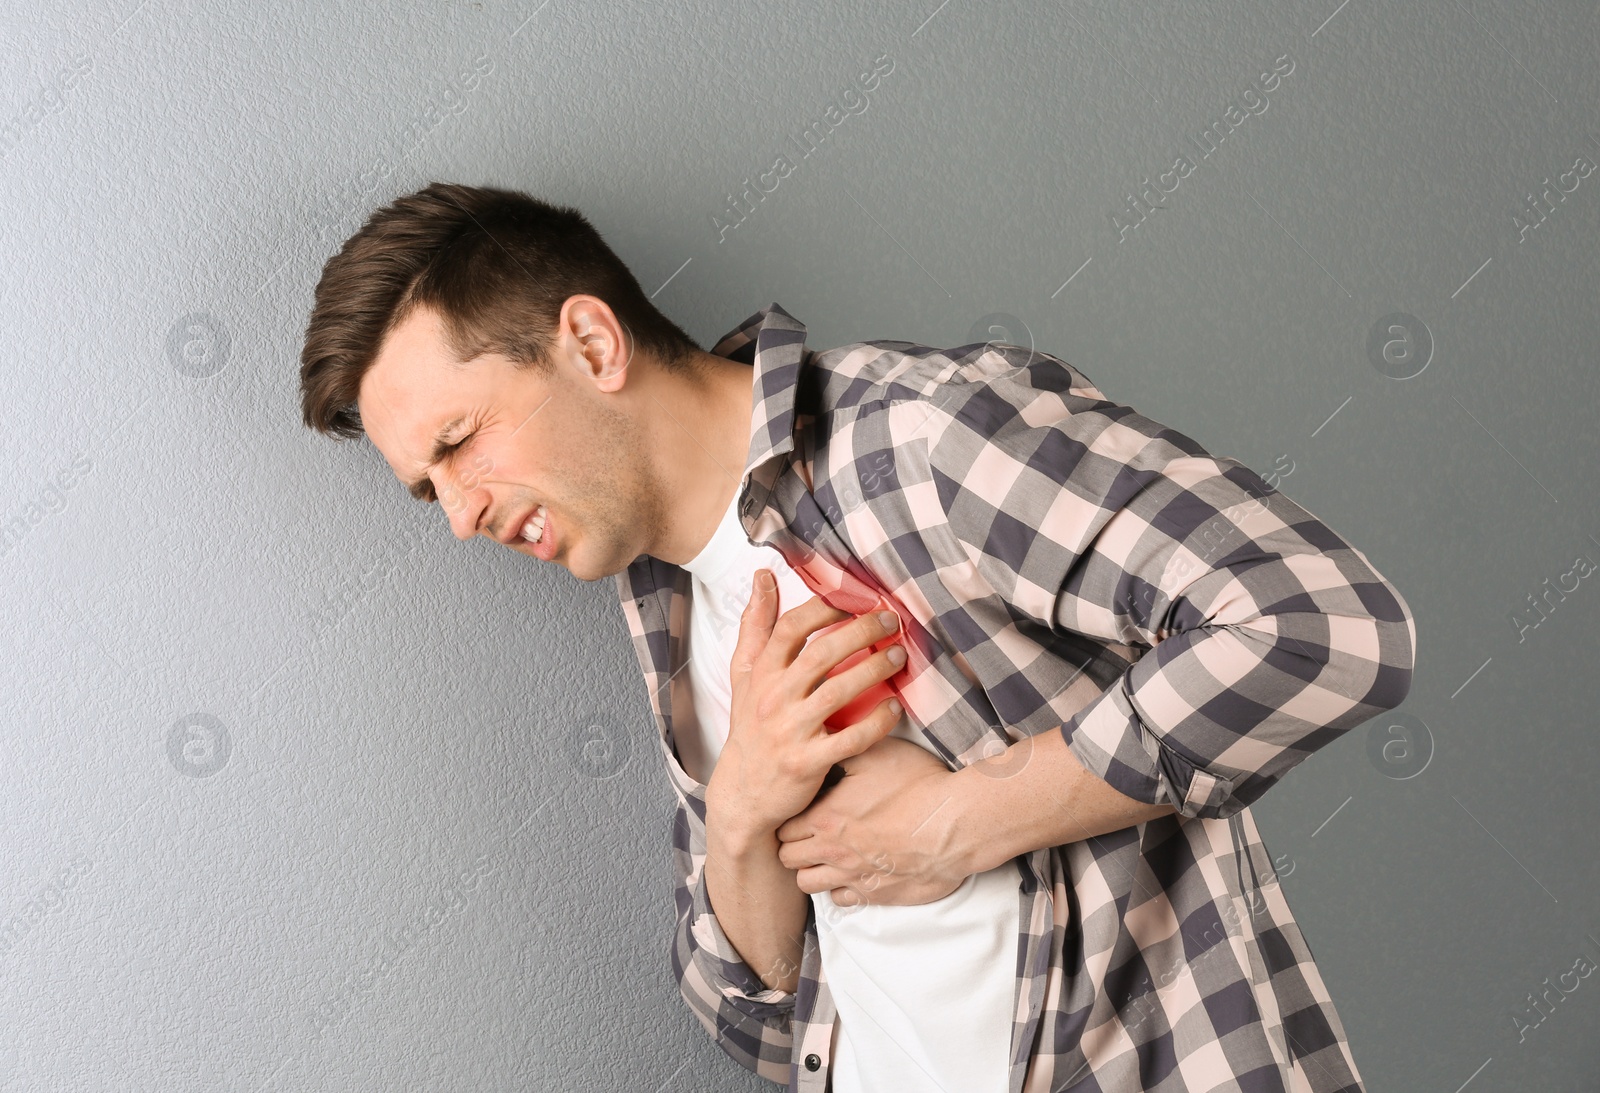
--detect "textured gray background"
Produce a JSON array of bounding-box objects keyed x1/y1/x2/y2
[{"x1": 2, "y1": 0, "x2": 1597, "y2": 1090}]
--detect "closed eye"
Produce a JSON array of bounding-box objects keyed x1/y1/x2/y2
[{"x1": 409, "y1": 432, "x2": 474, "y2": 504}]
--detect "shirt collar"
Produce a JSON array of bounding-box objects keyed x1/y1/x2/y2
[{"x1": 708, "y1": 301, "x2": 809, "y2": 487}]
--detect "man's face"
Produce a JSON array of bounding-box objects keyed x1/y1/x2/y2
[{"x1": 357, "y1": 301, "x2": 666, "y2": 581}]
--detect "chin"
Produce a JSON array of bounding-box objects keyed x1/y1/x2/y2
[
  {"x1": 570, "y1": 546, "x2": 634, "y2": 584},
  {"x1": 570, "y1": 561, "x2": 617, "y2": 583}
]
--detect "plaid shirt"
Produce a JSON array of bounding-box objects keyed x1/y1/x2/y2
[{"x1": 615, "y1": 302, "x2": 1416, "y2": 1093}]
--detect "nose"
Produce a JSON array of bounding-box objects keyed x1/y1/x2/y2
[{"x1": 438, "y1": 480, "x2": 487, "y2": 541}]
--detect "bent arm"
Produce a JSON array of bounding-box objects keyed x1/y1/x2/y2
[
  {"x1": 948, "y1": 724, "x2": 1177, "y2": 875},
  {"x1": 909, "y1": 348, "x2": 1416, "y2": 826},
  {"x1": 669, "y1": 799, "x2": 800, "y2": 1083},
  {"x1": 704, "y1": 801, "x2": 810, "y2": 995}
]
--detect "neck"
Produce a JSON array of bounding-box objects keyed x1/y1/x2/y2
[{"x1": 642, "y1": 349, "x2": 756, "y2": 565}]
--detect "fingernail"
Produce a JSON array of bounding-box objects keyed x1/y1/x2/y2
[
  {"x1": 887, "y1": 644, "x2": 907, "y2": 667},
  {"x1": 877, "y1": 610, "x2": 898, "y2": 631},
  {"x1": 758, "y1": 571, "x2": 773, "y2": 591},
  {"x1": 887, "y1": 698, "x2": 903, "y2": 715}
]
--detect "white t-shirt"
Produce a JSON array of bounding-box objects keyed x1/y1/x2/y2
[{"x1": 676, "y1": 485, "x2": 1019, "y2": 1093}]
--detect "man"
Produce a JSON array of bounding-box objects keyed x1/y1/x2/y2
[{"x1": 301, "y1": 181, "x2": 1417, "y2": 1093}]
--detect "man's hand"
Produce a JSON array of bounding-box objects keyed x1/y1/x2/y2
[
  {"x1": 700, "y1": 569, "x2": 911, "y2": 994},
  {"x1": 705, "y1": 569, "x2": 908, "y2": 840},
  {"x1": 773, "y1": 736, "x2": 971, "y2": 906}
]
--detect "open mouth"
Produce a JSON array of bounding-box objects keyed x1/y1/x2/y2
[{"x1": 518, "y1": 504, "x2": 556, "y2": 561}]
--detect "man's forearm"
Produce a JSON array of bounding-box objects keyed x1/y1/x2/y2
[
  {"x1": 703, "y1": 809, "x2": 810, "y2": 995},
  {"x1": 948, "y1": 725, "x2": 1178, "y2": 875}
]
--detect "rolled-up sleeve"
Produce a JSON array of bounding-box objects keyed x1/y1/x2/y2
[
  {"x1": 915, "y1": 348, "x2": 1418, "y2": 819},
  {"x1": 669, "y1": 800, "x2": 798, "y2": 1082},
  {"x1": 1049, "y1": 455, "x2": 1416, "y2": 818}
]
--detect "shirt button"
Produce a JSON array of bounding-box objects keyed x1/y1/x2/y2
[{"x1": 804, "y1": 1054, "x2": 821, "y2": 1072}]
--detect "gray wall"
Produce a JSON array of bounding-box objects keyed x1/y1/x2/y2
[{"x1": 3, "y1": 0, "x2": 1597, "y2": 1089}]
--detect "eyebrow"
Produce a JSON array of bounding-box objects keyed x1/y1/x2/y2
[{"x1": 405, "y1": 414, "x2": 468, "y2": 501}]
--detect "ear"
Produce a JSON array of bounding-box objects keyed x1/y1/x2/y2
[{"x1": 561, "y1": 295, "x2": 633, "y2": 393}]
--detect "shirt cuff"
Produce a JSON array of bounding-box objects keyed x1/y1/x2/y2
[
  {"x1": 686, "y1": 868, "x2": 799, "y2": 1015},
  {"x1": 1060, "y1": 671, "x2": 1238, "y2": 819}
]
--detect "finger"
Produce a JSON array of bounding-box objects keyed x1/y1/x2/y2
[
  {"x1": 798, "y1": 872, "x2": 869, "y2": 904},
  {"x1": 794, "y1": 609, "x2": 901, "y2": 691},
  {"x1": 730, "y1": 569, "x2": 779, "y2": 682},
  {"x1": 805, "y1": 643, "x2": 907, "y2": 721},
  {"x1": 776, "y1": 839, "x2": 820, "y2": 871},
  {"x1": 763, "y1": 594, "x2": 853, "y2": 667},
  {"x1": 775, "y1": 814, "x2": 813, "y2": 843},
  {"x1": 823, "y1": 695, "x2": 902, "y2": 766},
  {"x1": 795, "y1": 866, "x2": 847, "y2": 897}
]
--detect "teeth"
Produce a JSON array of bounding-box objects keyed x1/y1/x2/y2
[{"x1": 520, "y1": 505, "x2": 547, "y2": 544}]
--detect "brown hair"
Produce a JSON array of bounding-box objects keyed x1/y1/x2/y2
[{"x1": 299, "y1": 181, "x2": 703, "y2": 440}]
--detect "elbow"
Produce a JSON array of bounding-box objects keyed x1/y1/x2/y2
[
  {"x1": 1365, "y1": 657, "x2": 1414, "y2": 715},
  {"x1": 1364, "y1": 575, "x2": 1418, "y2": 712}
]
